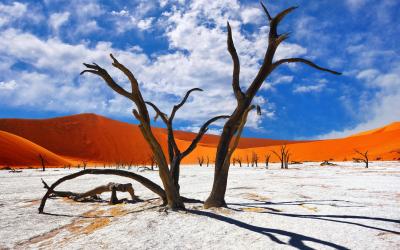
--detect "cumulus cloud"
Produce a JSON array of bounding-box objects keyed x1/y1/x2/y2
[
  {"x1": 293, "y1": 83, "x2": 325, "y2": 94},
  {"x1": 0, "y1": 2, "x2": 27, "y2": 27},
  {"x1": 49, "y1": 12, "x2": 70, "y2": 32}
]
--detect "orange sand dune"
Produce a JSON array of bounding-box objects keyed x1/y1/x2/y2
[
  {"x1": 0, "y1": 130, "x2": 72, "y2": 167},
  {"x1": 0, "y1": 113, "x2": 399, "y2": 167},
  {"x1": 348, "y1": 122, "x2": 400, "y2": 138},
  {"x1": 231, "y1": 124, "x2": 400, "y2": 164},
  {"x1": 0, "y1": 114, "x2": 167, "y2": 165}
]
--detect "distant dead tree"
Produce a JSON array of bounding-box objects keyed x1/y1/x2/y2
[
  {"x1": 354, "y1": 149, "x2": 369, "y2": 168},
  {"x1": 265, "y1": 153, "x2": 271, "y2": 169},
  {"x1": 204, "y1": 1, "x2": 340, "y2": 208},
  {"x1": 246, "y1": 155, "x2": 250, "y2": 167},
  {"x1": 233, "y1": 156, "x2": 242, "y2": 167},
  {"x1": 82, "y1": 55, "x2": 228, "y2": 210},
  {"x1": 320, "y1": 160, "x2": 337, "y2": 166},
  {"x1": 285, "y1": 152, "x2": 291, "y2": 169},
  {"x1": 82, "y1": 161, "x2": 87, "y2": 170},
  {"x1": 197, "y1": 156, "x2": 205, "y2": 167},
  {"x1": 272, "y1": 145, "x2": 290, "y2": 169},
  {"x1": 149, "y1": 154, "x2": 157, "y2": 170},
  {"x1": 251, "y1": 151, "x2": 259, "y2": 167},
  {"x1": 38, "y1": 154, "x2": 46, "y2": 171},
  {"x1": 206, "y1": 156, "x2": 210, "y2": 167}
]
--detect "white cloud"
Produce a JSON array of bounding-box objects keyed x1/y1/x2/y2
[
  {"x1": 49, "y1": 12, "x2": 70, "y2": 32},
  {"x1": 317, "y1": 65, "x2": 400, "y2": 139},
  {"x1": 240, "y1": 7, "x2": 262, "y2": 24},
  {"x1": 0, "y1": 2, "x2": 27, "y2": 26},
  {"x1": 0, "y1": 80, "x2": 16, "y2": 90},
  {"x1": 293, "y1": 83, "x2": 326, "y2": 94},
  {"x1": 137, "y1": 17, "x2": 155, "y2": 30}
]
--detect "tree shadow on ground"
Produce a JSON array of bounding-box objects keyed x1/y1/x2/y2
[
  {"x1": 187, "y1": 209, "x2": 350, "y2": 250},
  {"x1": 228, "y1": 199, "x2": 400, "y2": 235},
  {"x1": 262, "y1": 211, "x2": 400, "y2": 235},
  {"x1": 230, "y1": 199, "x2": 365, "y2": 208},
  {"x1": 41, "y1": 212, "x2": 113, "y2": 219}
]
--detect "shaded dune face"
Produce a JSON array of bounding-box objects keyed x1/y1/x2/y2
[{"x1": 0, "y1": 113, "x2": 399, "y2": 168}]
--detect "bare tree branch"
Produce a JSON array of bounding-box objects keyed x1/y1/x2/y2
[
  {"x1": 170, "y1": 88, "x2": 203, "y2": 121},
  {"x1": 260, "y1": 1, "x2": 272, "y2": 21},
  {"x1": 182, "y1": 115, "x2": 230, "y2": 158},
  {"x1": 269, "y1": 6, "x2": 298, "y2": 39},
  {"x1": 145, "y1": 101, "x2": 169, "y2": 124},
  {"x1": 109, "y1": 54, "x2": 151, "y2": 123},
  {"x1": 273, "y1": 58, "x2": 342, "y2": 75},
  {"x1": 80, "y1": 63, "x2": 133, "y2": 101},
  {"x1": 227, "y1": 22, "x2": 244, "y2": 101}
]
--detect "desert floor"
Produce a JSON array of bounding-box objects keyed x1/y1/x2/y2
[{"x1": 0, "y1": 162, "x2": 399, "y2": 249}]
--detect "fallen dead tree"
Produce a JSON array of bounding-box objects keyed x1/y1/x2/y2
[
  {"x1": 38, "y1": 169, "x2": 166, "y2": 213},
  {"x1": 42, "y1": 179, "x2": 138, "y2": 205},
  {"x1": 320, "y1": 160, "x2": 337, "y2": 166}
]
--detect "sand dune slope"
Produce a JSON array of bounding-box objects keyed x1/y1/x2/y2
[
  {"x1": 0, "y1": 114, "x2": 167, "y2": 165},
  {"x1": 0, "y1": 130, "x2": 71, "y2": 167}
]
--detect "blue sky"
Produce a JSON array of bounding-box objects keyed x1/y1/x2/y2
[{"x1": 0, "y1": 0, "x2": 399, "y2": 140}]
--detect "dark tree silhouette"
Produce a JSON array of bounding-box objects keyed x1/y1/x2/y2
[
  {"x1": 148, "y1": 154, "x2": 157, "y2": 170},
  {"x1": 251, "y1": 151, "x2": 259, "y2": 168},
  {"x1": 265, "y1": 153, "x2": 271, "y2": 169},
  {"x1": 354, "y1": 149, "x2": 369, "y2": 168},
  {"x1": 198, "y1": 156, "x2": 205, "y2": 167},
  {"x1": 146, "y1": 88, "x2": 229, "y2": 192},
  {"x1": 38, "y1": 154, "x2": 46, "y2": 171},
  {"x1": 272, "y1": 145, "x2": 290, "y2": 169},
  {"x1": 204, "y1": 1, "x2": 341, "y2": 208}
]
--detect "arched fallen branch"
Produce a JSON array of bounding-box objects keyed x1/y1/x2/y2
[{"x1": 38, "y1": 169, "x2": 166, "y2": 213}]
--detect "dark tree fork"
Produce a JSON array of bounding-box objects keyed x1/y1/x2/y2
[
  {"x1": 204, "y1": 2, "x2": 341, "y2": 208},
  {"x1": 81, "y1": 56, "x2": 227, "y2": 210},
  {"x1": 145, "y1": 88, "x2": 229, "y2": 192}
]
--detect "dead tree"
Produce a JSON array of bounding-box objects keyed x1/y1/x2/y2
[
  {"x1": 197, "y1": 156, "x2": 205, "y2": 167},
  {"x1": 272, "y1": 145, "x2": 289, "y2": 169},
  {"x1": 246, "y1": 155, "x2": 250, "y2": 167},
  {"x1": 149, "y1": 154, "x2": 157, "y2": 170},
  {"x1": 82, "y1": 161, "x2": 87, "y2": 170},
  {"x1": 265, "y1": 153, "x2": 271, "y2": 169},
  {"x1": 206, "y1": 156, "x2": 210, "y2": 167},
  {"x1": 204, "y1": 1, "x2": 340, "y2": 208},
  {"x1": 42, "y1": 179, "x2": 138, "y2": 204},
  {"x1": 232, "y1": 156, "x2": 242, "y2": 167},
  {"x1": 251, "y1": 151, "x2": 259, "y2": 167},
  {"x1": 82, "y1": 56, "x2": 228, "y2": 209},
  {"x1": 38, "y1": 169, "x2": 166, "y2": 213},
  {"x1": 38, "y1": 154, "x2": 46, "y2": 171},
  {"x1": 354, "y1": 149, "x2": 369, "y2": 168},
  {"x1": 285, "y1": 152, "x2": 291, "y2": 169}
]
